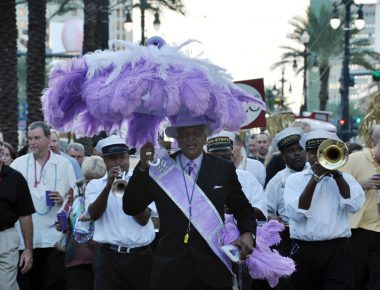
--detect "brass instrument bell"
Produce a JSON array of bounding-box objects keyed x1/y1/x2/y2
[
  {"x1": 317, "y1": 139, "x2": 349, "y2": 170},
  {"x1": 112, "y1": 170, "x2": 128, "y2": 197}
]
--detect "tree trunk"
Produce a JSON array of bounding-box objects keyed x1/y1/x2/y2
[
  {"x1": 79, "y1": 0, "x2": 104, "y2": 155},
  {"x1": 27, "y1": 0, "x2": 46, "y2": 125},
  {"x1": 319, "y1": 65, "x2": 330, "y2": 111},
  {"x1": 83, "y1": 0, "x2": 102, "y2": 54},
  {"x1": 0, "y1": 0, "x2": 18, "y2": 147}
]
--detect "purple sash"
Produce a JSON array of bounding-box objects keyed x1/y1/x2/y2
[{"x1": 149, "y1": 154, "x2": 234, "y2": 275}]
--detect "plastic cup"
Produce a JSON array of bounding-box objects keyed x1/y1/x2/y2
[
  {"x1": 57, "y1": 212, "x2": 68, "y2": 232},
  {"x1": 46, "y1": 191, "x2": 54, "y2": 206}
]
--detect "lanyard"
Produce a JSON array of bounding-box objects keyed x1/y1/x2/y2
[
  {"x1": 34, "y1": 151, "x2": 51, "y2": 188},
  {"x1": 26, "y1": 153, "x2": 58, "y2": 190},
  {"x1": 179, "y1": 155, "x2": 199, "y2": 244}
]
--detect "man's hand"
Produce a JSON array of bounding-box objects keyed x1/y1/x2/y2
[
  {"x1": 139, "y1": 142, "x2": 155, "y2": 171},
  {"x1": 360, "y1": 175, "x2": 380, "y2": 190},
  {"x1": 107, "y1": 166, "x2": 121, "y2": 186},
  {"x1": 232, "y1": 232, "x2": 255, "y2": 260},
  {"x1": 311, "y1": 162, "x2": 329, "y2": 177},
  {"x1": 19, "y1": 248, "x2": 33, "y2": 274},
  {"x1": 49, "y1": 191, "x2": 63, "y2": 205}
]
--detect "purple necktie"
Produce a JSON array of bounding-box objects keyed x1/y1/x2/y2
[{"x1": 186, "y1": 161, "x2": 196, "y2": 180}]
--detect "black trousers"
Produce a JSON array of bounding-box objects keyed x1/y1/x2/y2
[
  {"x1": 290, "y1": 238, "x2": 354, "y2": 290},
  {"x1": 67, "y1": 264, "x2": 94, "y2": 290},
  {"x1": 18, "y1": 248, "x2": 67, "y2": 290},
  {"x1": 93, "y1": 246, "x2": 153, "y2": 290},
  {"x1": 350, "y1": 228, "x2": 380, "y2": 290}
]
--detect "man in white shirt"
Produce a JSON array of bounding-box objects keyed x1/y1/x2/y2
[
  {"x1": 283, "y1": 129, "x2": 365, "y2": 290},
  {"x1": 85, "y1": 135, "x2": 155, "y2": 290},
  {"x1": 265, "y1": 127, "x2": 307, "y2": 290},
  {"x1": 206, "y1": 132, "x2": 267, "y2": 221},
  {"x1": 11, "y1": 121, "x2": 76, "y2": 290},
  {"x1": 232, "y1": 134, "x2": 266, "y2": 187}
]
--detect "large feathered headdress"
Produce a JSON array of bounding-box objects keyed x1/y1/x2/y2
[{"x1": 42, "y1": 37, "x2": 266, "y2": 147}]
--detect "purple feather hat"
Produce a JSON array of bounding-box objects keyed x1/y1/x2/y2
[{"x1": 41, "y1": 37, "x2": 266, "y2": 147}]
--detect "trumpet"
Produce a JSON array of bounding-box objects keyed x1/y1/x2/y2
[
  {"x1": 112, "y1": 169, "x2": 128, "y2": 198},
  {"x1": 317, "y1": 139, "x2": 349, "y2": 171}
]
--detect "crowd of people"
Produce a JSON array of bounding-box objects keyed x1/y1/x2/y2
[{"x1": 1, "y1": 119, "x2": 380, "y2": 290}]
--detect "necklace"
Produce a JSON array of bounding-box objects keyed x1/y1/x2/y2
[
  {"x1": 179, "y1": 155, "x2": 199, "y2": 244},
  {"x1": 370, "y1": 149, "x2": 380, "y2": 173},
  {"x1": 34, "y1": 151, "x2": 51, "y2": 188}
]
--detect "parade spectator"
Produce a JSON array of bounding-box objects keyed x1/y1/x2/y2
[
  {"x1": 3, "y1": 141, "x2": 17, "y2": 165},
  {"x1": 67, "y1": 142, "x2": 85, "y2": 166},
  {"x1": 233, "y1": 134, "x2": 266, "y2": 187},
  {"x1": 284, "y1": 129, "x2": 365, "y2": 290},
  {"x1": 250, "y1": 132, "x2": 271, "y2": 164},
  {"x1": 85, "y1": 135, "x2": 155, "y2": 290},
  {"x1": 50, "y1": 131, "x2": 84, "y2": 182},
  {"x1": 62, "y1": 156, "x2": 106, "y2": 290},
  {"x1": 0, "y1": 131, "x2": 35, "y2": 290},
  {"x1": 124, "y1": 115, "x2": 256, "y2": 290},
  {"x1": 346, "y1": 142, "x2": 363, "y2": 154},
  {"x1": 247, "y1": 134, "x2": 257, "y2": 158},
  {"x1": 11, "y1": 121, "x2": 76, "y2": 290},
  {"x1": 341, "y1": 124, "x2": 380, "y2": 290}
]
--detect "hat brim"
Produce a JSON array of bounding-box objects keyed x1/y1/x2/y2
[{"x1": 165, "y1": 122, "x2": 212, "y2": 138}]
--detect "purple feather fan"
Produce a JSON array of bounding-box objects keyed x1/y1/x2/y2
[
  {"x1": 221, "y1": 215, "x2": 296, "y2": 287},
  {"x1": 41, "y1": 37, "x2": 266, "y2": 146}
]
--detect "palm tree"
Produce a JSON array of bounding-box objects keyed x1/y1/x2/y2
[
  {"x1": 272, "y1": 5, "x2": 380, "y2": 111},
  {"x1": 26, "y1": 0, "x2": 47, "y2": 125},
  {"x1": 0, "y1": 0, "x2": 18, "y2": 147}
]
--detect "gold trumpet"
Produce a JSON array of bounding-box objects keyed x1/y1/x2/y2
[
  {"x1": 317, "y1": 139, "x2": 349, "y2": 170},
  {"x1": 112, "y1": 170, "x2": 128, "y2": 198}
]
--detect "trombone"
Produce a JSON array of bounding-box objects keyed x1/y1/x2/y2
[{"x1": 317, "y1": 139, "x2": 349, "y2": 171}]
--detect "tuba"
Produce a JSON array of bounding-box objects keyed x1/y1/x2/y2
[
  {"x1": 317, "y1": 139, "x2": 349, "y2": 170},
  {"x1": 112, "y1": 170, "x2": 128, "y2": 197}
]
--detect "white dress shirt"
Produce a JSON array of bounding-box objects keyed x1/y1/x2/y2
[
  {"x1": 237, "y1": 156, "x2": 266, "y2": 187},
  {"x1": 283, "y1": 170, "x2": 365, "y2": 241},
  {"x1": 266, "y1": 164, "x2": 310, "y2": 223},
  {"x1": 85, "y1": 171, "x2": 155, "y2": 248},
  {"x1": 11, "y1": 151, "x2": 76, "y2": 249},
  {"x1": 236, "y1": 169, "x2": 267, "y2": 219}
]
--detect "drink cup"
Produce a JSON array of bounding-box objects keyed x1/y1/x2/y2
[
  {"x1": 57, "y1": 211, "x2": 68, "y2": 232},
  {"x1": 46, "y1": 191, "x2": 54, "y2": 206}
]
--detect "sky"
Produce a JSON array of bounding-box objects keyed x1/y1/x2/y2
[{"x1": 149, "y1": 0, "x2": 311, "y2": 113}]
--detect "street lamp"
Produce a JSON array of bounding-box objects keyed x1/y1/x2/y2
[
  {"x1": 123, "y1": 9, "x2": 133, "y2": 32},
  {"x1": 123, "y1": 0, "x2": 162, "y2": 45},
  {"x1": 300, "y1": 30, "x2": 310, "y2": 114},
  {"x1": 330, "y1": 1, "x2": 365, "y2": 141}
]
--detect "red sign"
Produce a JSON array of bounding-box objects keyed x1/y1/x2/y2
[{"x1": 235, "y1": 78, "x2": 266, "y2": 129}]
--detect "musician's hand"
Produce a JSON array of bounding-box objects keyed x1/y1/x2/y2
[
  {"x1": 311, "y1": 162, "x2": 329, "y2": 177},
  {"x1": 139, "y1": 142, "x2": 154, "y2": 171},
  {"x1": 232, "y1": 232, "x2": 254, "y2": 261},
  {"x1": 107, "y1": 166, "x2": 121, "y2": 185}
]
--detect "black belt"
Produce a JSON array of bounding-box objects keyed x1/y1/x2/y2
[
  {"x1": 100, "y1": 243, "x2": 151, "y2": 255},
  {"x1": 0, "y1": 224, "x2": 14, "y2": 232}
]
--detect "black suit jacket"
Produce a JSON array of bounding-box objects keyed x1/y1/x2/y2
[{"x1": 123, "y1": 151, "x2": 256, "y2": 290}]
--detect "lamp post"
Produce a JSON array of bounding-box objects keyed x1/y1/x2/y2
[
  {"x1": 330, "y1": 0, "x2": 365, "y2": 141},
  {"x1": 300, "y1": 31, "x2": 310, "y2": 114},
  {"x1": 272, "y1": 67, "x2": 292, "y2": 111},
  {"x1": 123, "y1": 0, "x2": 161, "y2": 45}
]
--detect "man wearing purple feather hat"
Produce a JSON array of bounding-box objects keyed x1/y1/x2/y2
[{"x1": 123, "y1": 114, "x2": 257, "y2": 290}]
